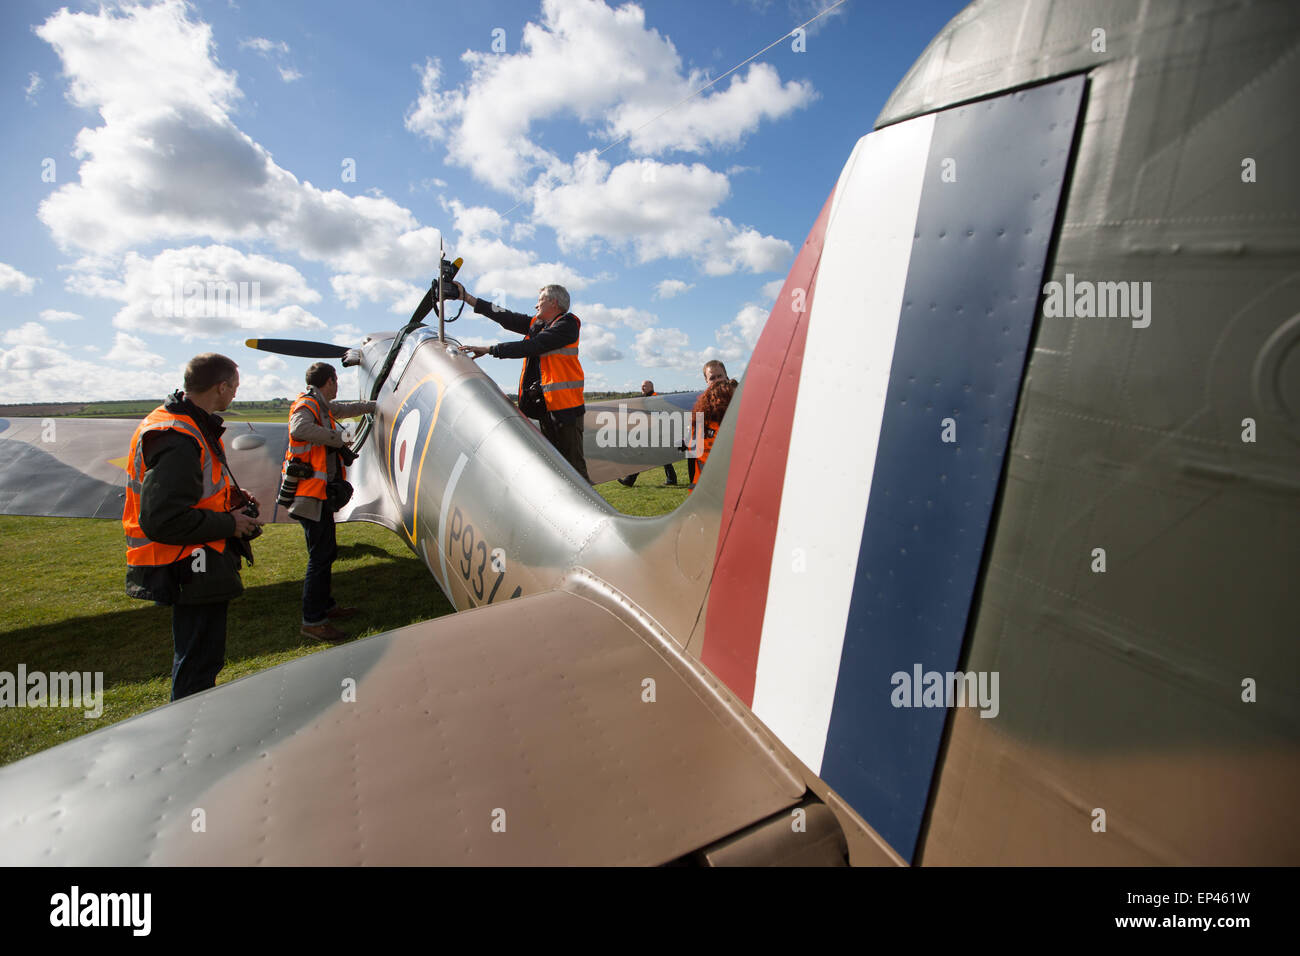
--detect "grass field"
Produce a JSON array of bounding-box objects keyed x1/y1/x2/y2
[{"x1": 0, "y1": 462, "x2": 689, "y2": 767}]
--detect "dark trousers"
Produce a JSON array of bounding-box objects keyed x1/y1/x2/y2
[
  {"x1": 297, "y1": 508, "x2": 338, "y2": 625},
  {"x1": 622, "y1": 464, "x2": 678, "y2": 485},
  {"x1": 171, "y1": 601, "x2": 229, "y2": 701},
  {"x1": 538, "y1": 414, "x2": 591, "y2": 482},
  {"x1": 687, "y1": 456, "x2": 697, "y2": 483}
]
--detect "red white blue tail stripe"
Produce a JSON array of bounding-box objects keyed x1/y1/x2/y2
[{"x1": 706, "y1": 76, "x2": 1086, "y2": 861}]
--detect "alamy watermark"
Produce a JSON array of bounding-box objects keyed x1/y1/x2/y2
[
  {"x1": 151, "y1": 278, "x2": 261, "y2": 319},
  {"x1": 50, "y1": 886, "x2": 150, "y2": 936},
  {"x1": 0, "y1": 666, "x2": 104, "y2": 718},
  {"x1": 594, "y1": 406, "x2": 706, "y2": 456},
  {"x1": 1042, "y1": 273, "x2": 1151, "y2": 328},
  {"x1": 890, "y1": 663, "x2": 999, "y2": 718}
]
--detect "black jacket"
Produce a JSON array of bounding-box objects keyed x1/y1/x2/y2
[
  {"x1": 473, "y1": 298, "x2": 584, "y2": 423},
  {"x1": 124, "y1": 392, "x2": 245, "y2": 606}
]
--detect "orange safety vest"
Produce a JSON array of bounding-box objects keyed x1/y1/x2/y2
[
  {"x1": 286, "y1": 391, "x2": 343, "y2": 501},
  {"x1": 692, "y1": 415, "x2": 722, "y2": 476},
  {"x1": 124, "y1": 407, "x2": 234, "y2": 566},
  {"x1": 519, "y1": 315, "x2": 584, "y2": 413}
]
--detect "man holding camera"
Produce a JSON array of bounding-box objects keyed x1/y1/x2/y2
[
  {"x1": 286, "y1": 363, "x2": 376, "y2": 643},
  {"x1": 453, "y1": 283, "x2": 590, "y2": 482},
  {"x1": 124, "y1": 353, "x2": 264, "y2": 701}
]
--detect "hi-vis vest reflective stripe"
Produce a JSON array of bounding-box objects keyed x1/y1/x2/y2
[
  {"x1": 518, "y1": 316, "x2": 584, "y2": 413},
  {"x1": 286, "y1": 391, "x2": 341, "y2": 500},
  {"x1": 124, "y1": 408, "x2": 233, "y2": 566},
  {"x1": 693, "y1": 416, "x2": 722, "y2": 475}
]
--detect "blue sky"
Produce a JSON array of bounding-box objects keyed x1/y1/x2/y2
[{"x1": 0, "y1": 0, "x2": 966, "y2": 401}]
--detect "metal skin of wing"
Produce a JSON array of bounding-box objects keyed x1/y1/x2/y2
[{"x1": 1, "y1": 0, "x2": 1297, "y2": 867}]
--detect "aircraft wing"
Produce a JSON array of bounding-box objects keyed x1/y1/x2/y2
[
  {"x1": 0, "y1": 575, "x2": 826, "y2": 865},
  {"x1": 583, "y1": 392, "x2": 701, "y2": 485},
  {"x1": 0, "y1": 417, "x2": 293, "y2": 522}
]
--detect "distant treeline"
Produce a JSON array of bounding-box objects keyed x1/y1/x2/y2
[
  {"x1": 1, "y1": 393, "x2": 683, "y2": 418},
  {"x1": 0, "y1": 399, "x2": 293, "y2": 418}
]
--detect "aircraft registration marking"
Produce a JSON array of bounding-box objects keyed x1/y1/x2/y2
[{"x1": 447, "y1": 506, "x2": 520, "y2": 605}]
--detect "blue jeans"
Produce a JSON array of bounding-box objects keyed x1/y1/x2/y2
[
  {"x1": 171, "y1": 601, "x2": 228, "y2": 701},
  {"x1": 297, "y1": 508, "x2": 338, "y2": 625}
]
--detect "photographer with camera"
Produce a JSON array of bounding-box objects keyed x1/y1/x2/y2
[
  {"x1": 286, "y1": 363, "x2": 376, "y2": 643},
  {"x1": 453, "y1": 283, "x2": 590, "y2": 482},
  {"x1": 124, "y1": 353, "x2": 264, "y2": 701}
]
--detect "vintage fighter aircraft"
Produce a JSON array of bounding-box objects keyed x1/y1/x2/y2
[{"x1": 0, "y1": 0, "x2": 1296, "y2": 865}]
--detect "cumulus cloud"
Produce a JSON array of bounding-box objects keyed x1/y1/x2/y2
[
  {"x1": 0, "y1": 263, "x2": 37, "y2": 294},
  {"x1": 40, "y1": 309, "x2": 83, "y2": 322},
  {"x1": 581, "y1": 322, "x2": 623, "y2": 362},
  {"x1": 760, "y1": 278, "x2": 784, "y2": 301},
  {"x1": 258, "y1": 354, "x2": 287, "y2": 371},
  {"x1": 405, "y1": 0, "x2": 813, "y2": 192},
  {"x1": 69, "y1": 245, "x2": 325, "y2": 337},
  {"x1": 25, "y1": 72, "x2": 43, "y2": 103},
  {"x1": 2, "y1": 322, "x2": 62, "y2": 348},
  {"x1": 0, "y1": 340, "x2": 182, "y2": 400},
  {"x1": 575, "y1": 302, "x2": 658, "y2": 330},
  {"x1": 36, "y1": 2, "x2": 437, "y2": 278},
  {"x1": 533, "y1": 153, "x2": 791, "y2": 275},
  {"x1": 104, "y1": 331, "x2": 166, "y2": 367},
  {"x1": 654, "y1": 279, "x2": 692, "y2": 299},
  {"x1": 331, "y1": 274, "x2": 425, "y2": 314},
  {"x1": 713, "y1": 303, "x2": 769, "y2": 367},
  {"x1": 404, "y1": 0, "x2": 805, "y2": 276},
  {"x1": 631, "y1": 326, "x2": 702, "y2": 370}
]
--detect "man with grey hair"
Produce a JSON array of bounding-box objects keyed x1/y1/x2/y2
[{"x1": 452, "y1": 282, "x2": 590, "y2": 481}]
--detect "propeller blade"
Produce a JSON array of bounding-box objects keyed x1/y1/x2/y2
[{"x1": 245, "y1": 338, "x2": 350, "y2": 358}]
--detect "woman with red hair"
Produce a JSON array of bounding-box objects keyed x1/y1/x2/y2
[{"x1": 690, "y1": 361, "x2": 738, "y2": 486}]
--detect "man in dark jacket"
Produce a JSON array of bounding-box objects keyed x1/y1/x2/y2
[
  {"x1": 124, "y1": 353, "x2": 263, "y2": 700},
  {"x1": 617, "y1": 380, "x2": 679, "y2": 487},
  {"x1": 451, "y1": 282, "x2": 590, "y2": 481}
]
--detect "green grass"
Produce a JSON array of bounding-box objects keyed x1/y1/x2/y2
[{"x1": 0, "y1": 465, "x2": 685, "y2": 766}]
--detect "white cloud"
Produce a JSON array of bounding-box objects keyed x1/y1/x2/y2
[
  {"x1": 0, "y1": 341, "x2": 182, "y2": 400},
  {"x1": 69, "y1": 245, "x2": 325, "y2": 337},
  {"x1": 330, "y1": 274, "x2": 424, "y2": 314},
  {"x1": 714, "y1": 302, "x2": 768, "y2": 361},
  {"x1": 258, "y1": 354, "x2": 287, "y2": 371},
  {"x1": 278, "y1": 66, "x2": 302, "y2": 83},
  {"x1": 760, "y1": 278, "x2": 784, "y2": 301},
  {"x1": 533, "y1": 153, "x2": 792, "y2": 275},
  {"x1": 239, "y1": 37, "x2": 289, "y2": 55},
  {"x1": 654, "y1": 279, "x2": 692, "y2": 299},
  {"x1": 581, "y1": 323, "x2": 623, "y2": 362},
  {"x1": 104, "y1": 331, "x2": 166, "y2": 367},
  {"x1": 0, "y1": 262, "x2": 37, "y2": 294},
  {"x1": 405, "y1": 0, "x2": 813, "y2": 193},
  {"x1": 2, "y1": 322, "x2": 62, "y2": 348},
  {"x1": 36, "y1": 2, "x2": 439, "y2": 280},
  {"x1": 631, "y1": 326, "x2": 702, "y2": 370},
  {"x1": 25, "y1": 72, "x2": 42, "y2": 103},
  {"x1": 40, "y1": 309, "x2": 83, "y2": 322},
  {"x1": 575, "y1": 302, "x2": 658, "y2": 330}
]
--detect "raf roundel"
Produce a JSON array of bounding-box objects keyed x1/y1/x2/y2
[{"x1": 393, "y1": 408, "x2": 421, "y2": 507}]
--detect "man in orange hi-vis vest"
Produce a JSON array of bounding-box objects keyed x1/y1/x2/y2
[
  {"x1": 124, "y1": 353, "x2": 264, "y2": 701},
  {"x1": 452, "y1": 282, "x2": 590, "y2": 482},
  {"x1": 286, "y1": 362, "x2": 376, "y2": 644}
]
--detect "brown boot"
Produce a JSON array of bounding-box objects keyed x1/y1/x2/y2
[{"x1": 300, "y1": 622, "x2": 348, "y2": 644}]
